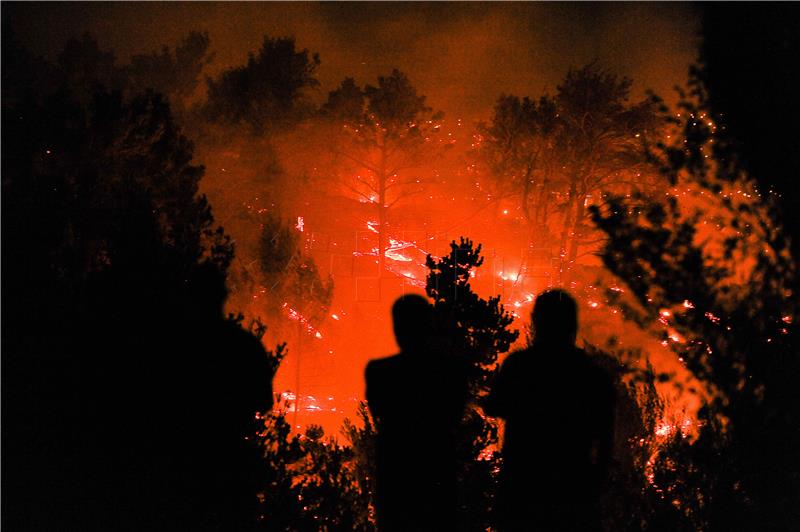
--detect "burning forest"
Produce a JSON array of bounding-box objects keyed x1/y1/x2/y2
[{"x1": 3, "y1": 3, "x2": 799, "y2": 531}]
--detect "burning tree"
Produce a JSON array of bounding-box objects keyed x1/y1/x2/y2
[
  {"x1": 258, "y1": 213, "x2": 333, "y2": 333},
  {"x1": 322, "y1": 70, "x2": 446, "y2": 274},
  {"x1": 475, "y1": 64, "x2": 660, "y2": 278},
  {"x1": 475, "y1": 94, "x2": 561, "y2": 236},
  {"x1": 590, "y1": 72, "x2": 799, "y2": 530}
]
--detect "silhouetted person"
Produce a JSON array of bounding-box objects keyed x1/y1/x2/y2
[
  {"x1": 366, "y1": 295, "x2": 468, "y2": 531},
  {"x1": 486, "y1": 289, "x2": 615, "y2": 532}
]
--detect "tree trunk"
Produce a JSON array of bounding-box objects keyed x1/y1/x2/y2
[
  {"x1": 378, "y1": 146, "x2": 387, "y2": 277},
  {"x1": 521, "y1": 162, "x2": 534, "y2": 223},
  {"x1": 567, "y1": 185, "x2": 587, "y2": 268},
  {"x1": 293, "y1": 283, "x2": 302, "y2": 429},
  {"x1": 534, "y1": 167, "x2": 551, "y2": 232},
  {"x1": 558, "y1": 176, "x2": 578, "y2": 282},
  {"x1": 567, "y1": 158, "x2": 594, "y2": 270}
]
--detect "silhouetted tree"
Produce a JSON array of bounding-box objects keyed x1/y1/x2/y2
[
  {"x1": 426, "y1": 238, "x2": 519, "y2": 393},
  {"x1": 323, "y1": 70, "x2": 446, "y2": 274},
  {"x1": 590, "y1": 69, "x2": 799, "y2": 530},
  {"x1": 425, "y1": 238, "x2": 519, "y2": 530},
  {"x1": 50, "y1": 30, "x2": 213, "y2": 114},
  {"x1": 257, "y1": 401, "x2": 375, "y2": 531},
  {"x1": 203, "y1": 36, "x2": 320, "y2": 134},
  {"x1": 56, "y1": 32, "x2": 125, "y2": 100},
  {"x1": 476, "y1": 65, "x2": 660, "y2": 278},
  {"x1": 475, "y1": 94, "x2": 560, "y2": 234},
  {"x1": 698, "y1": 5, "x2": 800, "y2": 259},
  {"x1": 256, "y1": 211, "x2": 332, "y2": 344},
  {"x1": 258, "y1": 213, "x2": 333, "y2": 324},
  {"x1": 126, "y1": 30, "x2": 214, "y2": 111},
  {"x1": 341, "y1": 402, "x2": 378, "y2": 523},
  {"x1": 1, "y1": 36, "x2": 283, "y2": 530},
  {"x1": 555, "y1": 64, "x2": 660, "y2": 272},
  {"x1": 588, "y1": 347, "x2": 692, "y2": 531}
]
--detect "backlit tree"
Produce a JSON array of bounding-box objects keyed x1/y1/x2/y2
[
  {"x1": 590, "y1": 72, "x2": 799, "y2": 530},
  {"x1": 425, "y1": 238, "x2": 519, "y2": 529},
  {"x1": 323, "y1": 70, "x2": 446, "y2": 274}
]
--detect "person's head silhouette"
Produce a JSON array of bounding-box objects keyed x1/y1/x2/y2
[
  {"x1": 392, "y1": 294, "x2": 433, "y2": 353},
  {"x1": 531, "y1": 289, "x2": 578, "y2": 347}
]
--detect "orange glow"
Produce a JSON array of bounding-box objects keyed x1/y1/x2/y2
[{"x1": 203, "y1": 112, "x2": 731, "y2": 436}]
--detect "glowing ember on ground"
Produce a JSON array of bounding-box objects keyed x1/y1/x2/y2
[{"x1": 283, "y1": 303, "x2": 324, "y2": 339}]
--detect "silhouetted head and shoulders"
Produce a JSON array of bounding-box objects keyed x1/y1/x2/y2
[
  {"x1": 485, "y1": 288, "x2": 614, "y2": 453},
  {"x1": 365, "y1": 294, "x2": 467, "y2": 417},
  {"x1": 486, "y1": 288, "x2": 615, "y2": 530},
  {"x1": 365, "y1": 294, "x2": 447, "y2": 425},
  {"x1": 490, "y1": 289, "x2": 609, "y2": 392},
  {"x1": 370, "y1": 294, "x2": 433, "y2": 366},
  {"x1": 507, "y1": 288, "x2": 581, "y2": 360},
  {"x1": 365, "y1": 294, "x2": 467, "y2": 531}
]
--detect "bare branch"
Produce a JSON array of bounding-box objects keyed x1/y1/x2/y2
[
  {"x1": 339, "y1": 180, "x2": 376, "y2": 203},
  {"x1": 386, "y1": 188, "x2": 426, "y2": 209}
]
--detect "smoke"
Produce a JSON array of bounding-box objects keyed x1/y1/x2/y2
[{"x1": 6, "y1": 2, "x2": 699, "y2": 120}]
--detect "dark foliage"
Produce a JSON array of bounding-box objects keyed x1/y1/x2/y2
[
  {"x1": 41, "y1": 30, "x2": 214, "y2": 111},
  {"x1": 425, "y1": 238, "x2": 519, "y2": 530},
  {"x1": 475, "y1": 64, "x2": 661, "y2": 276},
  {"x1": 256, "y1": 402, "x2": 375, "y2": 531},
  {"x1": 126, "y1": 30, "x2": 215, "y2": 109},
  {"x1": 589, "y1": 347, "x2": 693, "y2": 531},
  {"x1": 426, "y1": 238, "x2": 519, "y2": 393},
  {"x1": 590, "y1": 67, "x2": 800, "y2": 530},
  {"x1": 203, "y1": 36, "x2": 320, "y2": 134},
  {"x1": 2, "y1": 36, "x2": 276, "y2": 531},
  {"x1": 257, "y1": 213, "x2": 333, "y2": 333}
]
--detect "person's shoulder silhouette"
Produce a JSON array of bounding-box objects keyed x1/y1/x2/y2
[{"x1": 366, "y1": 295, "x2": 433, "y2": 420}]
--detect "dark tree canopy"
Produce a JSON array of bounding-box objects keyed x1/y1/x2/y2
[
  {"x1": 476, "y1": 93, "x2": 560, "y2": 225},
  {"x1": 322, "y1": 69, "x2": 445, "y2": 274},
  {"x1": 47, "y1": 30, "x2": 215, "y2": 111},
  {"x1": 126, "y1": 30, "x2": 215, "y2": 106},
  {"x1": 590, "y1": 69, "x2": 800, "y2": 531},
  {"x1": 475, "y1": 64, "x2": 660, "y2": 276},
  {"x1": 426, "y1": 238, "x2": 518, "y2": 392},
  {"x1": 258, "y1": 213, "x2": 333, "y2": 329},
  {"x1": 425, "y1": 238, "x2": 518, "y2": 529},
  {"x1": 1, "y1": 36, "x2": 282, "y2": 531},
  {"x1": 321, "y1": 76, "x2": 364, "y2": 122},
  {"x1": 57, "y1": 32, "x2": 124, "y2": 97},
  {"x1": 203, "y1": 36, "x2": 320, "y2": 133}
]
